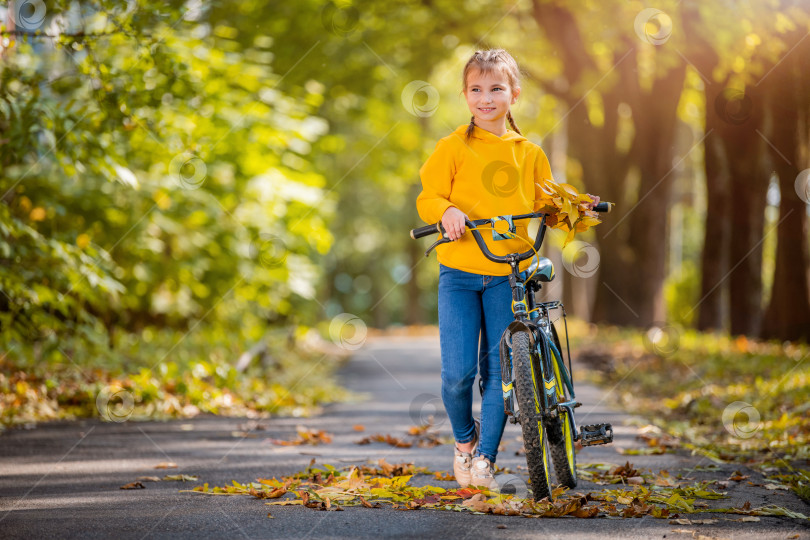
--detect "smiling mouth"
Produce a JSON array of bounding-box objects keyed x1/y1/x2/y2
[{"x1": 479, "y1": 108, "x2": 495, "y2": 112}]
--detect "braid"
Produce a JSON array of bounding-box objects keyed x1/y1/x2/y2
[
  {"x1": 465, "y1": 115, "x2": 476, "y2": 142},
  {"x1": 506, "y1": 110, "x2": 522, "y2": 135}
]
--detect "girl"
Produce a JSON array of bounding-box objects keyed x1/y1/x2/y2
[{"x1": 416, "y1": 49, "x2": 598, "y2": 489}]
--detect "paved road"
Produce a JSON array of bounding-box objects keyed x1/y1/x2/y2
[{"x1": 1, "y1": 336, "x2": 807, "y2": 539}]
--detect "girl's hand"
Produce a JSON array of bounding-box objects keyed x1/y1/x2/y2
[
  {"x1": 586, "y1": 194, "x2": 600, "y2": 210},
  {"x1": 441, "y1": 207, "x2": 468, "y2": 241}
]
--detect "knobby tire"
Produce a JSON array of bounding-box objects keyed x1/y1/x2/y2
[{"x1": 511, "y1": 330, "x2": 553, "y2": 501}]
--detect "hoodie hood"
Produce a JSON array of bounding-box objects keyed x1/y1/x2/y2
[{"x1": 454, "y1": 123, "x2": 527, "y2": 144}]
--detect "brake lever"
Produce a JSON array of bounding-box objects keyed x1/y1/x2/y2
[{"x1": 424, "y1": 236, "x2": 451, "y2": 257}]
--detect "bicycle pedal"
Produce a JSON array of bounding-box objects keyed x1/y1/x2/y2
[{"x1": 579, "y1": 423, "x2": 613, "y2": 446}]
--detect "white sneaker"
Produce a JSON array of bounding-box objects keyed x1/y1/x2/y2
[
  {"x1": 452, "y1": 419, "x2": 480, "y2": 488},
  {"x1": 470, "y1": 455, "x2": 498, "y2": 490}
]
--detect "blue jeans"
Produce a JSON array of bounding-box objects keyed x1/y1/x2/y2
[{"x1": 438, "y1": 264, "x2": 513, "y2": 463}]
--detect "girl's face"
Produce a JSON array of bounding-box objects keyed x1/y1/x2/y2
[{"x1": 464, "y1": 68, "x2": 520, "y2": 131}]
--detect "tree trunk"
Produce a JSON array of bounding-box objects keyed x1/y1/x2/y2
[
  {"x1": 717, "y1": 84, "x2": 769, "y2": 336},
  {"x1": 625, "y1": 63, "x2": 688, "y2": 325},
  {"x1": 569, "y1": 99, "x2": 635, "y2": 325},
  {"x1": 691, "y1": 43, "x2": 733, "y2": 332},
  {"x1": 680, "y1": 8, "x2": 733, "y2": 332},
  {"x1": 697, "y1": 91, "x2": 732, "y2": 331},
  {"x1": 761, "y1": 34, "x2": 810, "y2": 342}
]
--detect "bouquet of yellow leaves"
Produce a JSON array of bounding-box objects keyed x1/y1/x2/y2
[{"x1": 535, "y1": 179, "x2": 602, "y2": 246}]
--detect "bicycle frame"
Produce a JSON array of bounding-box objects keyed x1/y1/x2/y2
[{"x1": 502, "y1": 266, "x2": 579, "y2": 441}]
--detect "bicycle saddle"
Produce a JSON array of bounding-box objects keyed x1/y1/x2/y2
[{"x1": 519, "y1": 255, "x2": 555, "y2": 283}]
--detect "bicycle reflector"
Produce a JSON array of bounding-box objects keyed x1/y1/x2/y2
[{"x1": 490, "y1": 215, "x2": 516, "y2": 241}]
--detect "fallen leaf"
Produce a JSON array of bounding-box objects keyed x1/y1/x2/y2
[
  {"x1": 462, "y1": 498, "x2": 493, "y2": 513},
  {"x1": 355, "y1": 434, "x2": 412, "y2": 448},
  {"x1": 728, "y1": 471, "x2": 749, "y2": 482},
  {"x1": 248, "y1": 487, "x2": 287, "y2": 499},
  {"x1": 120, "y1": 482, "x2": 145, "y2": 490},
  {"x1": 163, "y1": 474, "x2": 199, "y2": 482},
  {"x1": 267, "y1": 427, "x2": 333, "y2": 446},
  {"x1": 358, "y1": 496, "x2": 381, "y2": 509},
  {"x1": 353, "y1": 425, "x2": 365, "y2": 432},
  {"x1": 618, "y1": 447, "x2": 666, "y2": 455},
  {"x1": 573, "y1": 505, "x2": 599, "y2": 518},
  {"x1": 154, "y1": 462, "x2": 177, "y2": 469},
  {"x1": 137, "y1": 476, "x2": 161, "y2": 482}
]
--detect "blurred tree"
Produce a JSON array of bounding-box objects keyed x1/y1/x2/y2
[
  {"x1": 684, "y1": 1, "x2": 810, "y2": 340},
  {"x1": 528, "y1": 0, "x2": 686, "y2": 327},
  {"x1": 761, "y1": 25, "x2": 810, "y2": 342},
  {"x1": 682, "y1": 10, "x2": 732, "y2": 332}
]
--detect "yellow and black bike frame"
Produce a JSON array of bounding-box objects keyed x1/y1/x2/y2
[{"x1": 500, "y1": 277, "x2": 579, "y2": 440}]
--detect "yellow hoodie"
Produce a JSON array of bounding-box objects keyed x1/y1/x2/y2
[{"x1": 416, "y1": 124, "x2": 556, "y2": 276}]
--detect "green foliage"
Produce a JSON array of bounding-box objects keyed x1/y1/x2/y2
[
  {"x1": 1, "y1": 10, "x2": 330, "y2": 327},
  {"x1": 0, "y1": 1, "x2": 342, "y2": 423},
  {"x1": 664, "y1": 260, "x2": 700, "y2": 326}
]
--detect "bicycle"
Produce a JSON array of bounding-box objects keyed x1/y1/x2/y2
[{"x1": 410, "y1": 204, "x2": 615, "y2": 501}]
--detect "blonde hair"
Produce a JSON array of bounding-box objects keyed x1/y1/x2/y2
[{"x1": 462, "y1": 49, "x2": 523, "y2": 141}]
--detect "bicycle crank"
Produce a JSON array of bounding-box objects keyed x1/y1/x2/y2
[{"x1": 579, "y1": 423, "x2": 613, "y2": 446}]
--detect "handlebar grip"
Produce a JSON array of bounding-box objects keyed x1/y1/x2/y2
[
  {"x1": 410, "y1": 222, "x2": 444, "y2": 239},
  {"x1": 593, "y1": 201, "x2": 613, "y2": 213}
]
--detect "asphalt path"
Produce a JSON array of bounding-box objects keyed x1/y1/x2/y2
[{"x1": 1, "y1": 335, "x2": 808, "y2": 539}]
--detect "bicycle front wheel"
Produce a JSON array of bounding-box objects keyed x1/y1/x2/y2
[{"x1": 511, "y1": 330, "x2": 553, "y2": 501}]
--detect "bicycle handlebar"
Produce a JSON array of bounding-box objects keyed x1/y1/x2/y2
[
  {"x1": 409, "y1": 202, "x2": 612, "y2": 263},
  {"x1": 409, "y1": 212, "x2": 544, "y2": 262}
]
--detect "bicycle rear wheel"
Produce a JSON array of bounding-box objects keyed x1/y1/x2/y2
[
  {"x1": 511, "y1": 330, "x2": 553, "y2": 501},
  {"x1": 547, "y1": 335, "x2": 577, "y2": 489}
]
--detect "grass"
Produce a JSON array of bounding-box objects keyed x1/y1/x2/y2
[
  {"x1": 561, "y1": 319, "x2": 810, "y2": 464},
  {"x1": 0, "y1": 324, "x2": 353, "y2": 428}
]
